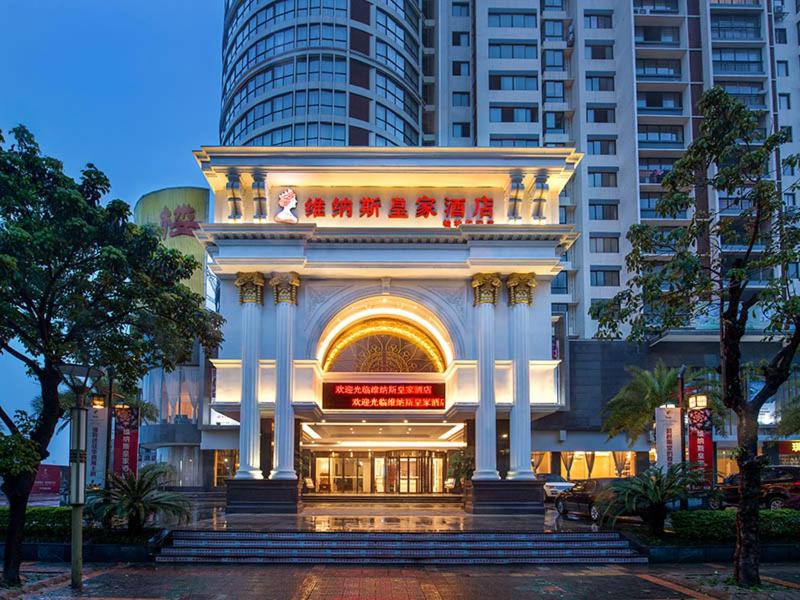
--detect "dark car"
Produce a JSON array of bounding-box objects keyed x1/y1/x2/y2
[
  {"x1": 554, "y1": 478, "x2": 622, "y2": 522},
  {"x1": 711, "y1": 465, "x2": 800, "y2": 510}
]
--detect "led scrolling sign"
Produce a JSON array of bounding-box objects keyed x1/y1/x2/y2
[{"x1": 322, "y1": 382, "x2": 446, "y2": 410}]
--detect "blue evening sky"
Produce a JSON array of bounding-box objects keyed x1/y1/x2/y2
[{"x1": 0, "y1": 1, "x2": 222, "y2": 463}]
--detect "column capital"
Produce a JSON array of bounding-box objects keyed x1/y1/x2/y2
[
  {"x1": 507, "y1": 273, "x2": 537, "y2": 306},
  {"x1": 269, "y1": 272, "x2": 301, "y2": 305},
  {"x1": 235, "y1": 272, "x2": 266, "y2": 304},
  {"x1": 471, "y1": 273, "x2": 502, "y2": 306}
]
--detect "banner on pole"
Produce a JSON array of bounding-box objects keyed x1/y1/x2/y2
[
  {"x1": 113, "y1": 405, "x2": 140, "y2": 476},
  {"x1": 655, "y1": 407, "x2": 682, "y2": 471},
  {"x1": 689, "y1": 407, "x2": 714, "y2": 485},
  {"x1": 87, "y1": 402, "x2": 109, "y2": 487}
]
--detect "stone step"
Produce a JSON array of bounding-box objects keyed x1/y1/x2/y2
[
  {"x1": 156, "y1": 555, "x2": 649, "y2": 565},
  {"x1": 160, "y1": 546, "x2": 641, "y2": 558},
  {"x1": 171, "y1": 530, "x2": 623, "y2": 542},
  {"x1": 171, "y1": 539, "x2": 633, "y2": 550}
]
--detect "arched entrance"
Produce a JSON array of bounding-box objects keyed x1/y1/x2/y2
[{"x1": 303, "y1": 297, "x2": 465, "y2": 496}]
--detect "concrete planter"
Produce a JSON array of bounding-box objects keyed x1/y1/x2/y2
[
  {"x1": 0, "y1": 530, "x2": 169, "y2": 563},
  {"x1": 623, "y1": 535, "x2": 800, "y2": 563}
]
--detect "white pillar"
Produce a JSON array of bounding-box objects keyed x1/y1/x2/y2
[
  {"x1": 471, "y1": 273, "x2": 500, "y2": 481},
  {"x1": 234, "y1": 272, "x2": 265, "y2": 479},
  {"x1": 506, "y1": 273, "x2": 536, "y2": 480},
  {"x1": 269, "y1": 272, "x2": 300, "y2": 480}
]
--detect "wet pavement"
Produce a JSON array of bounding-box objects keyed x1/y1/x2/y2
[
  {"x1": 17, "y1": 561, "x2": 800, "y2": 599},
  {"x1": 184, "y1": 501, "x2": 611, "y2": 533}
]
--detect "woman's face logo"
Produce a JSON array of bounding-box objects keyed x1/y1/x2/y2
[{"x1": 275, "y1": 188, "x2": 298, "y2": 224}]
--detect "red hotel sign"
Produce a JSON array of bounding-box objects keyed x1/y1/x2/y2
[{"x1": 322, "y1": 383, "x2": 446, "y2": 410}]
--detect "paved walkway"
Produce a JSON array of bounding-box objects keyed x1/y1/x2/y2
[{"x1": 10, "y1": 562, "x2": 800, "y2": 599}]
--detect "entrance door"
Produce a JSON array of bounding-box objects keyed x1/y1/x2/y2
[{"x1": 398, "y1": 457, "x2": 419, "y2": 493}]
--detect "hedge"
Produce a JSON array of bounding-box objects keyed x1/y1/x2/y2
[
  {"x1": 0, "y1": 507, "x2": 71, "y2": 542},
  {"x1": 671, "y1": 509, "x2": 800, "y2": 543}
]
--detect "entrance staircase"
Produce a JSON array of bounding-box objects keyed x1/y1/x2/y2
[{"x1": 156, "y1": 530, "x2": 647, "y2": 564}]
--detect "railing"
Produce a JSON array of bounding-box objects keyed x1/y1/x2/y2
[
  {"x1": 633, "y1": 0, "x2": 679, "y2": 13},
  {"x1": 713, "y1": 61, "x2": 762, "y2": 74},
  {"x1": 710, "y1": 0, "x2": 761, "y2": 6},
  {"x1": 711, "y1": 28, "x2": 761, "y2": 41}
]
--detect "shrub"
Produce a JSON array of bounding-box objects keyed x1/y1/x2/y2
[
  {"x1": 0, "y1": 507, "x2": 71, "y2": 542},
  {"x1": 671, "y1": 509, "x2": 800, "y2": 543}
]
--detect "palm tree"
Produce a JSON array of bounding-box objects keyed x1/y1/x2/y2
[
  {"x1": 600, "y1": 463, "x2": 703, "y2": 535},
  {"x1": 86, "y1": 464, "x2": 190, "y2": 538},
  {"x1": 601, "y1": 360, "x2": 724, "y2": 445}
]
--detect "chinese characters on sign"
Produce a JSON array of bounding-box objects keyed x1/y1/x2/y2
[
  {"x1": 688, "y1": 407, "x2": 714, "y2": 485},
  {"x1": 655, "y1": 407, "x2": 682, "y2": 472},
  {"x1": 113, "y1": 406, "x2": 140, "y2": 476},
  {"x1": 286, "y1": 192, "x2": 496, "y2": 227},
  {"x1": 87, "y1": 403, "x2": 109, "y2": 487},
  {"x1": 160, "y1": 204, "x2": 200, "y2": 239},
  {"x1": 322, "y1": 382, "x2": 446, "y2": 410}
]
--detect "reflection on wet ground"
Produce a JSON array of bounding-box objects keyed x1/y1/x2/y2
[{"x1": 183, "y1": 500, "x2": 609, "y2": 533}]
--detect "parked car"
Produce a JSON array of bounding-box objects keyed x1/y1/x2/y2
[
  {"x1": 538, "y1": 473, "x2": 574, "y2": 501},
  {"x1": 554, "y1": 478, "x2": 622, "y2": 521},
  {"x1": 710, "y1": 465, "x2": 800, "y2": 510}
]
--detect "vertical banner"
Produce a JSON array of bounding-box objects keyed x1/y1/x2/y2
[
  {"x1": 655, "y1": 407, "x2": 682, "y2": 471},
  {"x1": 688, "y1": 408, "x2": 714, "y2": 485},
  {"x1": 87, "y1": 401, "x2": 109, "y2": 487},
  {"x1": 113, "y1": 406, "x2": 140, "y2": 476}
]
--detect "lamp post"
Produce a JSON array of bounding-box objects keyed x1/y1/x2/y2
[
  {"x1": 677, "y1": 365, "x2": 688, "y2": 509},
  {"x1": 68, "y1": 401, "x2": 88, "y2": 590}
]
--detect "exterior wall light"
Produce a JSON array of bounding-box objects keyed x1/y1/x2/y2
[{"x1": 226, "y1": 173, "x2": 242, "y2": 221}]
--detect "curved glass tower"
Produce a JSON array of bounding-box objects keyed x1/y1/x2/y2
[{"x1": 220, "y1": 0, "x2": 423, "y2": 147}]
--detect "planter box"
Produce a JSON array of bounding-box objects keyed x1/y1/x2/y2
[
  {"x1": 0, "y1": 530, "x2": 168, "y2": 562},
  {"x1": 625, "y1": 538, "x2": 800, "y2": 564}
]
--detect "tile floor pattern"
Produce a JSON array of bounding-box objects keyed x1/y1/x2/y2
[{"x1": 23, "y1": 562, "x2": 800, "y2": 600}]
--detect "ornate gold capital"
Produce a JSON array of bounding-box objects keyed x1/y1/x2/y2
[
  {"x1": 235, "y1": 272, "x2": 266, "y2": 304},
  {"x1": 471, "y1": 273, "x2": 502, "y2": 306},
  {"x1": 269, "y1": 272, "x2": 300, "y2": 305},
  {"x1": 507, "y1": 273, "x2": 537, "y2": 306}
]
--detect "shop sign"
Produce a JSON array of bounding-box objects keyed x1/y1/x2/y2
[
  {"x1": 87, "y1": 402, "x2": 109, "y2": 487},
  {"x1": 322, "y1": 382, "x2": 446, "y2": 410},
  {"x1": 113, "y1": 406, "x2": 140, "y2": 476},
  {"x1": 777, "y1": 440, "x2": 800, "y2": 454},
  {"x1": 688, "y1": 407, "x2": 713, "y2": 485},
  {"x1": 655, "y1": 407, "x2": 682, "y2": 471},
  {"x1": 31, "y1": 464, "x2": 66, "y2": 495},
  {"x1": 274, "y1": 187, "x2": 500, "y2": 228}
]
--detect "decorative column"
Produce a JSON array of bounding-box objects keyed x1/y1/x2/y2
[
  {"x1": 269, "y1": 272, "x2": 300, "y2": 480},
  {"x1": 506, "y1": 273, "x2": 537, "y2": 480},
  {"x1": 471, "y1": 273, "x2": 502, "y2": 480},
  {"x1": 234, "y1": 272, "x2": 266, "y2": 479}
]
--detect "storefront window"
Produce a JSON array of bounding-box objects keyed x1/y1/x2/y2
[{"x1": 214, "y1": 450, "x2": 238, "y2": 486}]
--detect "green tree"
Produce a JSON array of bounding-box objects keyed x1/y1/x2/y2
[
  {"x1": 0, "y1": 127, "x2": 223, "y2": 585},
  {"x1": 592, "y1": 88, "x2": 800, "y2": 586},
  {"x1": 85, "y1": 464, "x2": 191, "y2": 538},
  {"x1": 602, "y1": 360, "x2": 725, "y2": 444}
]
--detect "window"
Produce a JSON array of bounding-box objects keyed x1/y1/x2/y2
[
  {"x1": 543, "y1": 0, "x2": 564, "y2": 9},
  {"x1": 639, "y1": 158, "x2": 675, "y2": 183},
  {"x1": 784, "y1": 192, "x2": 796, "y2": 206},
  {"x1": 544, "y1": 81, "x2": 565, "y2": 102},
  {"x1": 711, "y1": 14, "x2": 760, "y2": 41},
  {"x1": 585, "y1": 43, "x2": 613, "y2": 60},
  {"x1": 489, "y1": 135, "x2": 540, "y2": 147},
  {"x1": 635, "y1": 26, "x2": 679, "y2": 45},
  {"x1": 590, "y1": 235, "x2": 619, "y2": 253},
  {"x1": 375, "y1": 104, "x2": 418, "y2": 145},
  {"x1": 588, "y1": 169, "x2": 617, "y2": 187},
  {"x1": 488, "y1": 11, "x2": 536, "y2": 28},
  {"x1": 452, "y1": 91, "x2": 470, "y2": 107},
  {"x1": 719, "y1": 81, "x2": 765, "y2": 108},
  {"x1": 586, "y1": 137, "x2": 616, "y2": 155},
  {"x1": 544, "y1": 112, "x2": 566, "y2": 133},
  {"x1": 551, "y1": 271, "x2": 569, "y2": 294},
  {"x1": 637, "y1": 91, "x2": 682, "y2": 111},
  {"x1": 376, "y1": 72, "x2": 417, "y2": 119},
  {"x1": 452, "y1": 2, "x2": 469, "y2": 16},
  {"x1": 377, "y1": 41, "x2": 419, "y2": 86},
  {"x1": 489, "y1": 42, "x2": 537, "y2": 59},
  {"x1": 543, "y1": 50, "x2": 565, "y2": 70},
  {"x1": 584, "y1": 13, "x2": 612, "y2": 29},
  {"x1": 587, "y1": 106, "x2": 615, "y2": 123},
  {"x1": 452, "y1": 122, "x2": 471, "y2": 137},
  {"x1": 638, "y1": 124, "x2": 683, "y2": 145},
  {"x1": 589, "y1": 201, "x2": 618, "y2": 220},
  {"x1": 713, "y1": 48, "x2": 762, "y2": 74},
  {"x1": 452, "y1": 61, "x2": 470, "y2": 76},
  {"x1": 586, "y1": 74, "x2": 615, "y2": 91},
  {"x1": 376, "y1": 10, "x2": 419, "y2": 59},
  {"x1": 776, "y1": 28, "x2": 787, "y2": 44},
  {"x1": 778, "y1": 61, "x2": 789, "y2": 77},
  {"x1": 490, "y1": 105, "x2": 537, "y2": 123},
  {"x1": 590, "y1": 269, "x2": 620, "y2": 286},
  {"x1": 779, "y1": 94, "x2": 791, "y2": 110},
  {"x1": 544, "y1": 20, "x2": 564, "y2": 41},
  {"x1": 782, "y1": 126, "x2": 793, "y2": 142},
  {"x1": 636, "y1": 58, "x2": 681, "y2": 79},
  {"x1": 489, "y1": 72, "x2": 537, "y2": 90},
  {"x1": 452, "y1": 31, "x2": 469, "y2": 46}
]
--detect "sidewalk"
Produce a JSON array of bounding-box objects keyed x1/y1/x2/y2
[{"x1": 8, "y1": 561, "x2": 800, "y2": 599}]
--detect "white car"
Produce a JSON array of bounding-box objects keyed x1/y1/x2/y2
[{"x1": 538, "y1": 473, "x2": 575, "y2": 500}]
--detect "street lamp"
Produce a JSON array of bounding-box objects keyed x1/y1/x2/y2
[{"x1": 688, "y1": 393, "x2": 708, "y2": 410}]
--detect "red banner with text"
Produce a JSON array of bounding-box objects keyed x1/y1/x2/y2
[
  {"x1": 688, "y1": 408, "x2": 713, "y2": 485},
  {"x1": 113, "y1": 406, "x2": 140, "y2": 476}
]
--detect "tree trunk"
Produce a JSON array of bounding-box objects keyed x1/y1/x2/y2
[
  {"x1": 647, "y1": 505, "x2": 667, "y2": 537},
  {"x1": 733, "y1": 407, "x2": 761, "y2": 586},
  {"x1": 1, "y1": 472, "x2": 35, "y2": 586}
]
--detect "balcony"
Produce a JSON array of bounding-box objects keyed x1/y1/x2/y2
[
  {"x1": 711, "y1": 28, "x2": 762, "y2": 41},
  {"x1": 713, "y1": 61, "x2": 763, "y2": 75},
  {"x1": 633, "y1": 0, "x2": 680, "y2": 14},
  {"x1": 710, "y1": 0, "x2": 761, "y2": 6}
]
